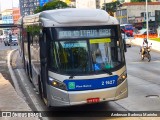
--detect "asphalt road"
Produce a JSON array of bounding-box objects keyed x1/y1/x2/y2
[
  {"x1": 0, "y1": 42, "x2": 18, "y2": 84},
  {"x1": 2, "y1": 41, "x2": 160, "y2": 119},
  {"x1": 116, "y1": 45, "x2": 160, "y2": 111},
  {"x1": 0, "y1": 41, "x2": 18, "y2": 51}
]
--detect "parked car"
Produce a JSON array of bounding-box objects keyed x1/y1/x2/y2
[
  {"x1": 0, "y1": 35, "x2": 6, "y2": 42},
  {"x1": 4, "y1": 35, "x2": 18, "y2": 46},
  {"x1": 121, "y1": 33, "x2": 132, "y2": 47}
]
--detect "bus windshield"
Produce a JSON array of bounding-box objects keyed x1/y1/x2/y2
[{"x1": 49, "y1": 26, "x2": 124, "y2": 75}]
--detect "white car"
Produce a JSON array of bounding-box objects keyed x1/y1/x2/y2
[
  {"x1": 0, "y1": 35, "x2": 6, "y2": 42},
  {"x1": 121, "y1": 33, "x2": 132, "y2": 47}
]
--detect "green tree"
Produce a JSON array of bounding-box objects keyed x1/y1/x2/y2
[
  {"x1": 131, "y1": 0, "x2": 151, "y2": 2},
  {"x1": 34, "y1": 0, "x2": 69, "y2": 14},
  {"x1": 102, "y1": 1, "x2": 120, "y2": 16},
  {"x1": 34, "y1": 6, "x2": 43, "y2": 14}
]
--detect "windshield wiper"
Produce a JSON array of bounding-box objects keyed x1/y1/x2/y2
[
  {"x1": 101, "y1": 68, "x2": 113, "y2": 75},
  {"x1": 69, "y1": 75, "x2": 74, "y2": 79},
  {"x1": 99, "y1": 64, "x2": 113, "y2": 75},
  {"x1": 69, "y1": 72, "x2": 77, "y2": 79}
]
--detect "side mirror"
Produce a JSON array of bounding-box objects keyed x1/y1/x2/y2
[
  {"x1": 123, "y1": 39, "x2": 127, "y2": 52},
  {"x1": 121, "y1": 29, "x2": 125, "y2": 33}
]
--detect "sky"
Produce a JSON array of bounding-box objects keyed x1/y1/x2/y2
[{"x1": 0, "y1": 0, "x2": 19, "y2": 11}]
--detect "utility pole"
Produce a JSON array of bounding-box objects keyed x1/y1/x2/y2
[
  {"x1": 104, "y1": 0, "x2": 106, "y2": 11},
  {"x1": 146, "y1": 0, "x2": 149, "y2": 40}
]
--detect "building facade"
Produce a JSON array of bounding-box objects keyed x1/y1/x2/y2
[
  {"x1": 0, "y1": 9, "x2": 13, "y2": 35},
  {"x1": 12, "y1": 8, "x2": 21, "y2": 24},
  {"x1": 19, "y1": 0, "x2": 53, "y2": 16},
  {"x1": 116, "y1": 2, "x2": 160, "y2": 30},
  {"x1": 1, "y1": 9, "x2": 13, "y2": 24},
  {"x1": 0, "y1": 8, "x2": 21, "y2": 35},
  {"x1": 19, "y1": 0, "x2": 39, "y2": 16},
  {"x1": 76, "y1": 0, "x2": 96, "y2": 9},
  {"x1": 75, "y1": 0, "x2": 117, "y2": 9},
  {"x1": 60, "y1": 0, "x2": 76, "y2": 7},
  {"x1": 12, "y1": 8, "x2": 21, "y2": 34}
]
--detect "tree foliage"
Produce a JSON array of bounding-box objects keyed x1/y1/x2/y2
[
  {"x1": 102, "y1": 1, "x2": 120, "y2": 16},
  {"x1": 131, "y1": 0, "x2": 151, "y2": 2},
  {"x1": 34, "y1": 0, "x2": 69, "y2": 14}
]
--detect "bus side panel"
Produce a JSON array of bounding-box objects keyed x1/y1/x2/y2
[
  {"x1": 30, "y1": 32, "x2": 41, "y2": 90},
  {"x1": 23, "y1": 29, "x2": 30, "y2": 75},
  {"x1": 39, "y1": 28, "x2": 49, "y2": 100}
]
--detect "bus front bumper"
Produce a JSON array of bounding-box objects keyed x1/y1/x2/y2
[{"x1": 48, "y1": 79, "x2": 128, "y2": 107}]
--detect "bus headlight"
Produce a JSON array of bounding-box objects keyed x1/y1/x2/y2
[
  {"x1": 49, "y1": 77, "x2": 67, "y2": 91},
  {"x1": 118, "y1": 71, "x2": 127, "y2": 85}
]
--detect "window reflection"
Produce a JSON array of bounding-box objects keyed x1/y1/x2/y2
[
  {"x1": 91, "y1": 38, "x2": 122, "y2": 71},
  {"x1": 50, "y1": 41, "x2": 89, "y2": 74}
]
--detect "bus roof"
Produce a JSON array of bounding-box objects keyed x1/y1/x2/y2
[{"x1": 22, "y1": 8, "x2": 119, "y2": 27}]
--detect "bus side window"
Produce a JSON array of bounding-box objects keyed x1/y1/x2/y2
[{"x1": 49, "y1": 42, "x2": 58, "y2": 70}]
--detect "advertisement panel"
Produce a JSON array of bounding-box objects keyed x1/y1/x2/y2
[{"x1": 39, "y1": 0, "x2": 49, "y2": 6}]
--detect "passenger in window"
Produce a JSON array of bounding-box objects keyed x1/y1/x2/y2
[
  {"x1": 95, "y1": 49, "x2": 103, "y2": 64},
  {"x1": 93, "y1": 49, "x2": 104, "y2": 71}
]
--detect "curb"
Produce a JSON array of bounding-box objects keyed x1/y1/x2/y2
[
  {"x1": 7, "y1": 49, "x2": 24, "y2": 97},
  {"x1": 7, "y1": 49, "x2": 47, "y2": 120}
]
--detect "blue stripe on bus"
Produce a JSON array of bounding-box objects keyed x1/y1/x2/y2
[{"x1": 63, "y1": 75, "x2": 118, "y2": 91}]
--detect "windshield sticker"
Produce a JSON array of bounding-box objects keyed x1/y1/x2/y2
[
  {"x1": 89, "y1": 38, "x2": 111, "y2": 44},
  {"x1": 62, "y1": 42, "x2": 86, "y2": 48}
]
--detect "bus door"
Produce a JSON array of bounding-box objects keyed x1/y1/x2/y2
[
  {"x1": 27, "y1": 32, "x2": 32, "y2": 79},
  {"x1": 39, "y1": 29, "x2": 48, "y2": 100}
]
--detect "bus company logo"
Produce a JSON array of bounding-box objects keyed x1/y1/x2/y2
[
  {"x1": 68, "y1": 82, "x2": 75, "y2": 89},
  {"x1": 2, "y1": 112, "x2": 12, "y2": 117}
]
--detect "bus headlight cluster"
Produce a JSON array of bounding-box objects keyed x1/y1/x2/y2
[
  {"x1": 118, "y1": 71, "x2": 127, "y2": 85},
  {"x1": 49, "y1": 77, "x2": 67, "y2": 91}
]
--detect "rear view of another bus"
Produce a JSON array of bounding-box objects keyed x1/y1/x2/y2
[{"x1": 120, "y1": 24, "x2": 133, "y2": 37}]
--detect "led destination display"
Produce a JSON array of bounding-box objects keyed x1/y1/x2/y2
[{"x1": 56, "y1": 28, "x2": 112, "y2": 39}]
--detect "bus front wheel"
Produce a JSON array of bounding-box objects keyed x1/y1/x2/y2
[{"x1": 39, "y1": 75, "x2": 51, "y2": 108}]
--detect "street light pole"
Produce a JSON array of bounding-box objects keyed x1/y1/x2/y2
[
  {"x1": 146, "y1": 0, "x2": 149, "y2": 40},
  {"x1": 104, "y1": 0, "x2": 106, "y2": 11}
]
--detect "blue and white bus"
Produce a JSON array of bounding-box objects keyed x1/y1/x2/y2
[{"x1": 18, "y1": 8, "x2": 128, "y2": 107}]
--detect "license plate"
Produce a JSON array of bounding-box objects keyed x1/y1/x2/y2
[{"x1": 87, "y1": 98, "x2": 100, "y2": 103}]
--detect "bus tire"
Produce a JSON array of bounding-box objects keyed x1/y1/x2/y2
[
  {"x1": 39, "y1": 74, "x2": 51, "y2": 107},
  {"x1": 46, "y1": 96, "x2": 51, "y2": 108},
  {"x1": 26, "y1": 63, "x2": 29, "y2": 76},
  {"x1": 38, "y1": 75, "x2": 43, "y2": 98},
  {"x1": 26, "y1": 63, "x2": 32, "y2": 83}
]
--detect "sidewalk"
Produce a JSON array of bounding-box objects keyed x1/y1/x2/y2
[
  {"x1": 131, "y1": 38, "x2": 160, "y2": 52},
  {"x1": 0, "y1": 73, "x2": 31, "y2": 111},
  {"x1": 0, "y1": 73, "x2": 39, "y2": 120},
  {"x1": 0, "y1": 49, "x2": 39, "y2": 120}
]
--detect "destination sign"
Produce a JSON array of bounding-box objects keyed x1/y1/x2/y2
[{"x1": 57, "y1": 29, "x2": 111, "y2": 39}]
